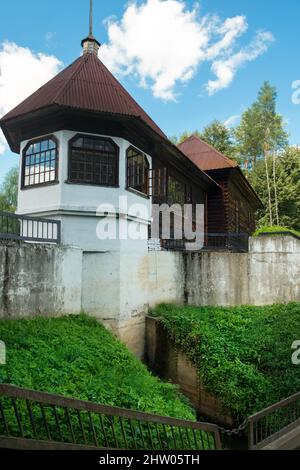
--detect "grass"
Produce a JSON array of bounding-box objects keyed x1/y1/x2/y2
[
  {"x1": 0, "y1": 314, "x2": 194, "y2": 420},
  {"x1": 254, "y1": 225, "x2": 300, "y2": 238},
  {"x1": 152, "y1": 303, "x2": 300, "y2": 422}
]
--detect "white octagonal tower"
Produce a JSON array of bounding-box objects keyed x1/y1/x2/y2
[{"x1": 0, "y1": 28, "x2": 216, "y2": 356}]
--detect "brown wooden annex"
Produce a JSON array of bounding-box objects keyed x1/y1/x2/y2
[{"x1": 178, "y1": 135, "x2": 263, "y2": 243}]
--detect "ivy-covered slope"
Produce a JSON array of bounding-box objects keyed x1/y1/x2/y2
[
  {"x1": 152, "y1": 303, "x2": 300, "y2": 421},
  {"x1": 0, "y1": 314, "x2": 194, "y2": 420}
]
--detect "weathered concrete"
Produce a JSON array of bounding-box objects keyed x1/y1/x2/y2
[
  {"x1": 146, "y1": 316, "x2": 234, "y2": 426},
  {"x1": 148, "y1": 236, "x2": 300, "y2": 308},
  {"x1": 81, "y1": 251, "x2": 149, "y2": 357},
  {"x1": 0, "y1": 242, "x2": 82, "y2": 318},
  {"x1": 0, "y1": 235, "x2": 299, "y2": 357}
]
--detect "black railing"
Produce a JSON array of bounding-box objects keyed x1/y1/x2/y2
[
  {"x1": 248, "y1": 390, "x2": 300, "y2": 450},
  {"x1": 0, "y1": 211, "x2": 61, "y2": 244},
  {"x1": 0, "y1": 384, "x2": 221, "y2": 450},
  {"x1": 153, "y1": 233, "x2": 249, "y2": 253}
]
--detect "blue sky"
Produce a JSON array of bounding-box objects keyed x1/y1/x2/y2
[{"x1": 1, "y1": 0, "x2": 300, "y2": 183}]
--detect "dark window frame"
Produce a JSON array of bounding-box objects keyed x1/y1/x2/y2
[
  {"x1": 21, "y1": 135, "x2": 59, "y2": 190},
  {"x1": 67, "y1": 134, "x2": 119, "y2": 188},
  {"x1": 126, "y1": 146, "x2": 150, "y2": 198}
]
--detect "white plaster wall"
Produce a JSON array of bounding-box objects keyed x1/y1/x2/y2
[{"x1": 17, "y1": 130, "x2": 152, "y2": 252}]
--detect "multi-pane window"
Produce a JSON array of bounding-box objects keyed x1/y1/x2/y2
[
  {"x1": 127, "y1": 147, "x2": 149, "y2": 195},
  {"x1": 22, "y1": 137, "x2": 58, "y2": 188},
  {"x1": 69, "y1": 135, "x2": 119, "y2": 186},
  {"x1": 168, "y1": 176, "x2": 186, "y2": 206}
]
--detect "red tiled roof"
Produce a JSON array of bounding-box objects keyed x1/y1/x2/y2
[
  {"x1": 178, "y1": 134, "x2": 238, "y2": 171},
  {"x1": 1, "y1": 53, "x2": 166, "y2": 139}
]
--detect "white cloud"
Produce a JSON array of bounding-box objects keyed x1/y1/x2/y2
[
  {"x1": 206, "y1": 31, "x2": 275, "y2": 95},
  {"x1": 101, "y1": 0, "x2": 274, "y2": 101},
  {"x1": 0, "y1": 41, "x2": 62, "y2": 154},
  {"x1": 224, "y1": 114, "x2": 240, "y2": 128}
]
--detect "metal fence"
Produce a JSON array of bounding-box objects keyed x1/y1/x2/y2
[
  {"x1": 0, "y1": 384, "x2": 222, "y2": 450},
  {"x1": 160, "y1": 233, "x2": 249, "y2": 253},
  {"x1": 0, "y1": 211, "x2": 61, "y2": 244},
  {"x1": 248, "y1": 390, "x2": 300, "y2": 450}
]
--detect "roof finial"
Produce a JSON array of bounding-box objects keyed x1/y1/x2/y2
[
  {"x1": 81, "y1": 0, "x2": 101, "y2": 56},
  {"x1": 89, "y1": 0, "x2": 93, "y2": 36}
]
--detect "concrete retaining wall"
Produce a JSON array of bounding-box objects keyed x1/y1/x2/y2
[
  {"x1": 0, "y1": 235, "x2": 299, "y2": 357},
  {"x1": 146, "y1": 316, "x2": 234, "y2": 426},
  {"x1": 0, "y1": 242, "x2": 82, "y2": 318}
]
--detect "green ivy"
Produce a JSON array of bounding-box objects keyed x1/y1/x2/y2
[
  {"x1": 0, "y1": 314, "x2": 194, "y2": 421},
  {"x1": 152, "y1": 303, "x2": 300, "y2": 422}
]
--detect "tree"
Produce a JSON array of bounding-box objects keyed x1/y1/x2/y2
[
  {"x1": 0, "y1": 167, "x2": 19, "y2": 212},
  {"x1": 170, "y1": 120, "x2": 237, "y2": 160},
  {"x1": 235, "y1": 82, "x2": 288, "y2": 169},
  {"x1": 170, "y1": 130, "x2": 201, "y2": 146},
  {"x1": 201, "y1": 120, "x2": 236, "y2": 159},
  {"x1": 249, "y1": 147, "x2": 300, "y2": 230}
]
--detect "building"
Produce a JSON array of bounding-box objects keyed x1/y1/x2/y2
[
  {"x1": 0, "y1": 23, "x2": 262, "y2": 355},
  {"x1": 178, "y1": 135, "x2": 263, "y2": 250}
]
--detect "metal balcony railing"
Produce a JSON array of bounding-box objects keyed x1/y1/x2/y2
[{"x1": 0, "y1": 211, "x2": 61, "y2": 244}]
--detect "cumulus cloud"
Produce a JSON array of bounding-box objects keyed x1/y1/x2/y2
[
  {"x1": 101, "y1": 0, "x2": 274, "y2": 101},
  {"x1": 206, "y1": 31, "x2": 275, "y2": 95},
  {"x1": 0, "y1": 41, "x2": 62, "y2": 154}
]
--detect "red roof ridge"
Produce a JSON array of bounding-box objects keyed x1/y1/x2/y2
[{"x1": 180, "y1": 134, "x2": 237, "y2": 169}]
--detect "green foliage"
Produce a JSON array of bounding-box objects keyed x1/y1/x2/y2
[
  {"x1": 254, "y1": 225, "x2": 300, "y2": 238},
  {"x1": 152, "y1": 303, "x2": 300, "y2": 422},
  {"x1": 249, "y1": 147, "x2": 300, "y2": 230},
  {"x1": 235, "y1": 82, "x2": 288, "y2": 168},
  {"x1": 0, "y1": 167, "x2": 19, "y2": 212},
  {"x1": 201, "y1": 120, "x2": 237, "y2": 160},
  {"x1": 0, "y1": 314, "x2": 194, "y2": 421},
  {"x1": 170, "y1": 120, "x2": 237, "y2": 160}
]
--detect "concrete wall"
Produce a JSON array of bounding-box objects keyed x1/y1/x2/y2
[
  {"x1": 0, "y1": 242, "x2": 82, "y2": 318},
  {"x1": 148, "y1": 236, "x2": 300, "y2": 308},
  {"x1": 0, "y1": 235, "x2": 299, "y2": 358},
  {"x1": 146, "y1": 316, "x2": 234, "y2": 426}
]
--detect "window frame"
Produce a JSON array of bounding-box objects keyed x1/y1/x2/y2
[
  {"x1": 21, "y1": 135, "x2": 59, "y2": 190},
  {"x1": 126, "y1": 146, "x2": 150, "y2": 198},
  {"x1": 67, "y1": 134, "x2": 120, "y2": 188}
]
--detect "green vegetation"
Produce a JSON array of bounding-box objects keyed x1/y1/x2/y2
[
  {"x1": 152, "y1": 303, "x2": 300, "y2": 422},
  {"x1": 254, "y1": 225, "x2": 300, "y2": 238},
  {"x1": 0, "y1": 166, "x2": 18, "y2": 212},
  {"x1": 0, "y1": 314, "x2": 194, "y2": 420}
]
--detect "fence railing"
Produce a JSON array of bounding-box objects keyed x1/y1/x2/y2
[
  {"x1": 0, "y1": 384, "x2": 221, "y2": 450},
  {"x1": 158, "y1": 233, "x2": 249, "y2": 253},
  {"x1": 248, "y1": 391, "x2": 300, "y2": 450},
  {"x1": 0, "y1": 211, "x2": 61, "y2": 244}
]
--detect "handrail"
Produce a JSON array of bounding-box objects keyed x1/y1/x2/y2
[
  {"x1": 248, "y1": 391, "x2": 300, "y2": 449},
  {"x1": 0, "y1": 211, "x2": 61, "y2": 244},
  {"x1": 0, "y1": 384, "x2": 221, "y2": 450}
]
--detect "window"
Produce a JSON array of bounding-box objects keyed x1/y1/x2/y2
[
  {"x1": 126, "y1": 147, "x2": 149, "y2": 195},
  {"x1": 68, "y1": 135, "x2": 119, "y2": 186},
  {"x1": 22, "y1": 137, "x2": 58, "y2": 188},
  {"x1": 168, "y1": 176, "x2": 186, "y2": 206}
]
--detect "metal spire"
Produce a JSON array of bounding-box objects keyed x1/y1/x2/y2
[
  {"x1": 81, "y1": 0, "x2": 101, "y2": 55},
  {"x1": 89, "y1": 0, "x2": 93, "y2": 36}
]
